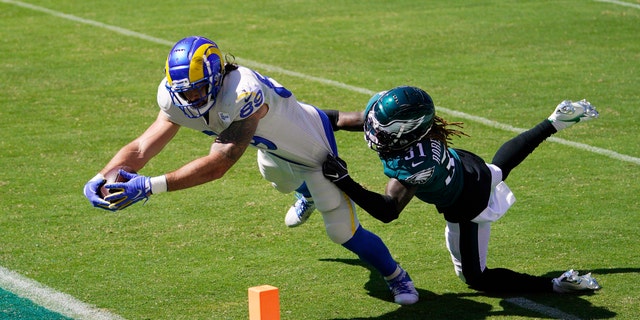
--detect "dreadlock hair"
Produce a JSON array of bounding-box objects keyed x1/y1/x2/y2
[
  {"x1": 223, "y1": 53, "x2": 239, "y2": 74},
  {"x1": 426, "y1": 115, "x2": 468, "y2": 148}
]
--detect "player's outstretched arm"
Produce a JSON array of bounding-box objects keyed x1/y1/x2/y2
[
  {"x1": 161, "y1": 103, "x2": 267, "y2": 191},
  {"x1": 83, "y1": 112, "x2": 179, "y2": 210},
  {"x1": 322, "y1": 154, "x2": 417, "y2": 223},
  {"x1": 336, "y1": 111, "x2": 365, "y2": 131},
  {"x1": 323, "y1": 110, "x2": 365, "y2": 132}
]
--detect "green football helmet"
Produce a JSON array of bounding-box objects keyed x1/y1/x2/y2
[{"x1": 364, "y1": 86, "x2": 436, "y2": 154}]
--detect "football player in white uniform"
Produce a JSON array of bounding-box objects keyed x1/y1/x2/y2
[{"x1": 83, "y1": 36, "x2": 418, "y2": 305}]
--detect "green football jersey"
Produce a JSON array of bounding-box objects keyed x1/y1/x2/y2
[{"x1": 381, "y1": 138, "x2": 464, "y2": 208}]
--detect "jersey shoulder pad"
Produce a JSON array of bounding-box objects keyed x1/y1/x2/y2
[{"x1": 157, "y1": 78, "x2": 173, "y2": 112}]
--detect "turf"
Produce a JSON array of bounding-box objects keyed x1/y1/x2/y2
[{"x1": 1, "y1": 0, "x2": 639, "y2": 319}]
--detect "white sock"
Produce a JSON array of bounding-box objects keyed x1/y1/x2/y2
[{"x1": 384, "y1": 266, "x2": 402, "y2": 280}]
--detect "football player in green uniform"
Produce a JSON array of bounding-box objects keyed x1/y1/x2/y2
[{"x1": 322, "y1": 85, "x2": 601, "y2": 294}]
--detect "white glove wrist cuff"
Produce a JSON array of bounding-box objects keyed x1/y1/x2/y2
[
  {"x1": 150, "y1": 175, "x2": 168, "y2": 194},
  {"x1": 92, "y1": 173, "x2": 105, "y2": 182}
]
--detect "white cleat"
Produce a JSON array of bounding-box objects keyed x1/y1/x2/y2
[
  {"x1": 548, "y1": 99, "x2": 599, "y2": 131},
  {"x1": 552, "y1": 269, "x2": 601, "y2": 294},
  {"x1": 284, "y1": 192, "x2": 315, "y2": 227}
]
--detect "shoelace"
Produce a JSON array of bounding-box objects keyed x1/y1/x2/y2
[
  {"x1": 390, "y1": 282, "x2": 414, "y2": 295},
  {"x1": 295, "y1": 199, "x2": 314, "y2": 217},
  {"x1": 387, "y1": 274, "x2": 413, "y2": 294}
]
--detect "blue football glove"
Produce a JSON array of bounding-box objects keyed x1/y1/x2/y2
[
  {"x1": 83, "y1": 174, "x2": 116, "y2": 211},
  {"x1": 103, "y1": 170, "x2": 151, "y2": 211}
]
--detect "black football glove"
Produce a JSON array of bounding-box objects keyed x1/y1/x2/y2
[{"x1": 322, "y1": 154, "x2": 349, "y2": 183}]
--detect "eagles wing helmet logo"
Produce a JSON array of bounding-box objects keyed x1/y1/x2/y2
[{"x1": 379, "y1": 115, "x2": 426, "y2": 138}]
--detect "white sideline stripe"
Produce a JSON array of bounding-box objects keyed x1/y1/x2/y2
[
  {"x1": 0, "y1": 266, "x2": 126, "y2": 320},
  {"x1": 2, "y1": 0, "x2": 639, "y2": 166},
  {"x1": 506, "y1": 297, "x2": 583, "y2": 320},
  {"x1": 594, "y1": 0, "x2": 640, "y2": 9},
  {"x1": 0, "y1": 0, "x2": 174, "y2": 47},
  {"x1": 440, "y1": 108, "x2": 640, "y2": 165}
]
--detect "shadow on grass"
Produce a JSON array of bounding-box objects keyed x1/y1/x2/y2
[{"x1": 320, "y1": 258, "x2": 620, "y2": 320}]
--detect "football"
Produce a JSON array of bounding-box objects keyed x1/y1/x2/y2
[{"x1": 100, "y1": 166, "x2": 136, "y2": 199}]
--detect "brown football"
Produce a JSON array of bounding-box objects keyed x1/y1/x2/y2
[{"x1": 100, "y1": 166, "x2": 136, "y2": 199}]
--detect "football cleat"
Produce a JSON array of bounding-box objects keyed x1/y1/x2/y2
[
  {"x1": 385, "y1": 267, "x2": 419, "y2": 305},
  {"x1": 552, "y1": 269, "x2": 601, "y2": 294},
  {"x1": 284, "y1": 192, "x2": 315, "y2": 227},
  {"x1": 548, "y1": 99, "x2": 599, "y2": 131}
]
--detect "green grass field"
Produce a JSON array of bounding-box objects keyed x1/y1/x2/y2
[{"x1": 1, "y1": 0, "x2": 639, "y2": 319}]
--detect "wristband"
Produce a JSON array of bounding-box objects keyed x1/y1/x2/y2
[{"x1": 150, "y1": 175, "x2": 168, "y2": 194}]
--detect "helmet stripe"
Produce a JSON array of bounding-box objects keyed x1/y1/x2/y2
[
  {"x1": 188, "y1": 44, "x2": 208, "y2": 82},
  {"x1": 206, "y1": 46, "x2": 224, "y2": 72},
  {"x1": 165, "y1": 58, "x2": 172, "y2": 83},
  {"x1": 189, "y1": 44, "x2": 224, "y2": 83}
]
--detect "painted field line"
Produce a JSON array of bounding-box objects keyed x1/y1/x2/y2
[
  {"x1": 3, "y1": 0, "x2": 638, "y2": 166},
  {"x1": 506, "y1": 297, "x2": 583, "y2": 320},
  {"x1": 0, "y1": 266, "x2": 126, "y2": 320},
  {"x1": 440, "y1": 108, "x2": 640, "y2": 165},
  {"x1": 594, "y1": 0, "x2": 640, "y2": 9}
]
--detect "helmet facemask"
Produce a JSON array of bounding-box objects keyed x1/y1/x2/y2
[
  {"x1": 363, "y1": 86, "x2": 436, "y2": 156},
  {"x1": 167, "y1": 73, "x2": 220, "y2": 118}
]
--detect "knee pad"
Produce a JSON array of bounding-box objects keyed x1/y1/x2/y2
[{"x1": 321, "y1": 197, "x2": 359, "y2": 244}]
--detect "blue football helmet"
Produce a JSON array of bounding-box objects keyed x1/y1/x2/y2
[
  {"x1": 165, "y1": 36, "x2": 225, "y2": 118},
  {"x1": 364, "y1": 86, "x2": 436, "y2": 154}
]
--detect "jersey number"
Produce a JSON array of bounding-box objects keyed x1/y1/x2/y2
[
  {"x1": 252, "y1": 70, "x2": 292, "y2": 98},
  {"x1": 238, "y1": 71, "x2": 293, "y2": 119},
  {"x1": 404, "y1": 141, "x2": 455, "y2": 186}
]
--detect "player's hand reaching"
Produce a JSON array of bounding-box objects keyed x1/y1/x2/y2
[
  {"x1": 322, "y1": 154, "x2": 349, "y2": 183},
  {"x1": 104, "y1": 170, "x2": 151, "y2": 210},
  {"x1": 83, "y1": 173, "x2": 115, "y2": 211}
]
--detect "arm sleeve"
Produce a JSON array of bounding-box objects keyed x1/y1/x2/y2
[
  {"x1": 322, "y1": 109, "x2": 340, "y2": 131},
  {"x1": 334, "y1": 176, "x2": 400, "y2": 223}
]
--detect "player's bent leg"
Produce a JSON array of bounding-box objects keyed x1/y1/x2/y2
[
  {"x1": 319, "y1": 194, "x2": 359, "y2": 244},
  {"x1": 340, "y1": 225, "x2": 419, "y2": 305},
  {"x1": 315, "y1": 183, "x2": 418, "y2": 305},
  {"x1": 492, "y1": 100, "x2": 598, "y2": 181},
  {"x1": 457, "y1": 221, "x2": 487, "y2": 289},
  {"x1": 491, "y1": 120, "x2": 556, "y2": 181},
  {"x1": 256, "y1": 150, "x2": 315, "y2": 227},
  {"x1": 257, "y1": 150, "x2": 301, "y2": 194},
  {"x1": 445, "y1": 222, "x2": 465, "y2": 282}
]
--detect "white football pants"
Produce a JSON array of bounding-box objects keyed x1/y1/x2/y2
[{"x1": 257, "y1": 150, "x2": 360, "y2": 244}]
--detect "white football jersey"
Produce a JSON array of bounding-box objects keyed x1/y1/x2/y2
[{"x1": 157, "y1": 66, "x2": 335, "y2": 168}]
